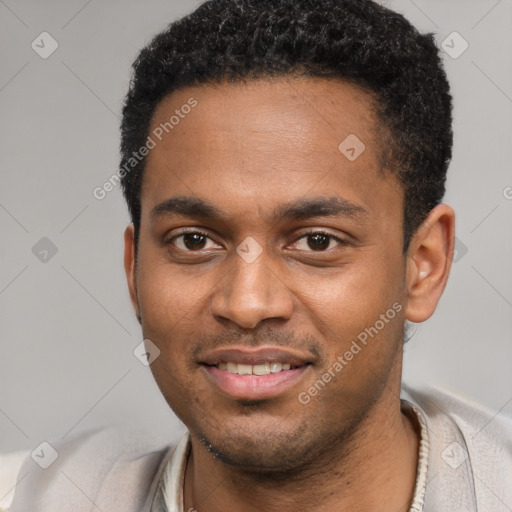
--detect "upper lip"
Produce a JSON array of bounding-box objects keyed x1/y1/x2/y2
[{"x1": 199, "y1": 346, "x2": 312, "y2": 366}]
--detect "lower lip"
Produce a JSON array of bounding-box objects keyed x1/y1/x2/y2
[{"x1": 202, "y1": 365, "x2": 309, "y2": 400}]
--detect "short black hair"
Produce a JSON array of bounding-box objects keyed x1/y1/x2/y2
[{"x1": 120, "y1": 0, "x2": 453, "y2": 252}]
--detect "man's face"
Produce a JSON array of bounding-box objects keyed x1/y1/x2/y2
[{"x1": 129, "y1": 77, "x2": 409, "y2": 471}]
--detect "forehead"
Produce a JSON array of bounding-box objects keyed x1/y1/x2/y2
[
  {"x1": 148, "y1": 76, "x2": 380, "y2": 160},
  {"x1": 140, "y1": 77, "x2": 401, "y2": 229}
]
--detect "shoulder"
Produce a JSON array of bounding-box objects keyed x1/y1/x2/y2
[
  {"x1": 0, "y1": 449, "x2": 29, "y2": 510},
  {"x1": 402, "y1": 383, "x2": 512, "y2": 507},
  {"x1": 403, "y1": 383, "x2": 512, "y2": 441},
  {"x1": 7, "y1": 426, "x2": 177, "y2": 512}
]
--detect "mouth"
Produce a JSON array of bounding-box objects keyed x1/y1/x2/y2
[
  {"x1": 199, "y1": 347, "x2": 312, "y2": 401},
  {"x1": 207, "y1": 361, "x2": 303, "y2": 375}
]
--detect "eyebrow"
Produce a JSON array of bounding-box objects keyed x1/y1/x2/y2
[
  {"x1": 272, "y1": 196, "x2": 368, "y2": 222},
  {"x1": 150, "y1": 195, "x2": 368, "y2": 223}
]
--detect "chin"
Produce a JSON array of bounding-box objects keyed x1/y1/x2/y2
[
  {"x1": 200, "y1": 433, "x2": 314, "y2": 474},
  {"x1": 194, "y1": 416, "x2": 355, "y2": 478}
]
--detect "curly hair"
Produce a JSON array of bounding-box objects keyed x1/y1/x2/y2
[{"x1": 120, "y1": 0, "x2": 453, "y2": 252}]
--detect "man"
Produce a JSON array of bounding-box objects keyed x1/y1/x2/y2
[{"x1": 6, "y1": 0, "x2": 512, "y2": 510}]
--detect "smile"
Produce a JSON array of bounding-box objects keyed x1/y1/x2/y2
[
  {"x1": 199, "y1": 346, "x2": 313, "y2": 400},
  {"x1": 214, "y1": 362, "x2": 300, "y2": 375}
]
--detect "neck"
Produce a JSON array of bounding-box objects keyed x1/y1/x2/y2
[{"x1": 183, "y1": 384, "x2": 420, "y2": 512}]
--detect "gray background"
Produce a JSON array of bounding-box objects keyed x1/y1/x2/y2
[{"x1": 1, "y1": 0, "x2": 511, "y2": 455}]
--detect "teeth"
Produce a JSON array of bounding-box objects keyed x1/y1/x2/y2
[
  {"x1": 253, "y1": 363, "x2": 270, "y2": 376},
  {"x1": 270, "y1": 362, "x2": 282, "y2": 373},
  {"x1": 237, "y1": 364, "x2": 252, "y2": 375},
  {"x1": 217, "y1": 362, "x2": 297, "y2": 375}
]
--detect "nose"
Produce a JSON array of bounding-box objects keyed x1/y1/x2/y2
[{"x1": 209, "y1": 247, "x2": 294, "y2": 330}]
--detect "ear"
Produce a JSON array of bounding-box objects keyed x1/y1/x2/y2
[
  {"x1": 404, "y1": 204, "x2": 456, "y2": 323},
  {"x1": 124, "y1": 224, "x2": 141, "y2": 323}
]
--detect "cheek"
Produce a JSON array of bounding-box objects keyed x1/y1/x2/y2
[
  {"x1": 139, "y1": 268, "x2": 207, "y2": 412},
  {"x1": 293, "y1": 256, "x2": 405, "y2": 394},
  {"x1": 135, "y1": 265, "x2": 208, "y2": 390},
  {"x1": 137, "y1": 256, "x2": 208, "y2": 325},
  {"x1": 295, "y1": 256, "x2": 403, "y2": 337}
]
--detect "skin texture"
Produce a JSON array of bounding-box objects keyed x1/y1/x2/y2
[{"x1": 124, "y1": 77, "x2": 455, "y2": 512}]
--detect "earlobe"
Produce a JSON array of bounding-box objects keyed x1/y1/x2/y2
[
  {"x1": 404, "y1": 204, "x2": 456, "y2": 323},
  {"x1": 124, "y1": 224, "x2": 141, "y2": 321}
]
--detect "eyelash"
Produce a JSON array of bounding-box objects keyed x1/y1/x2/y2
[{"x1": 167, "y1": 229, "x2": 348, "y2": 252}]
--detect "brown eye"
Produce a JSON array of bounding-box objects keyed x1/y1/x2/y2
[
  {"x1": 170, "y1": 231, "x2": 218, "y2": 251},
  {"x1": 292, "y1": 231, "x2": 346, "y2": 252},
  {"x1": 307, "y1": 233, "x2": 331, "y2": 251},
  {"x1": 182, "y1": 233, "x2": 207, "y2": 250}
]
